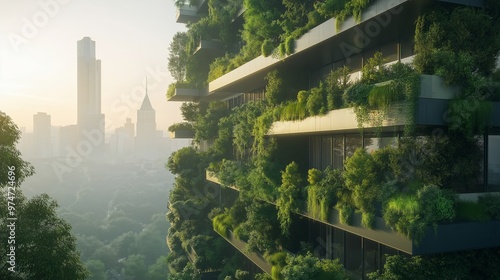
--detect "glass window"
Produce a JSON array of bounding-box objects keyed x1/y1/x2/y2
[
  {"x1": 347, "y1": 53, "x2": 362, "y2": 72},
  {"x1": 363, "y1": 239, "x2": 379, "y2": 276},
  {"x1": 381, "y1": 41, "x2": 398, "y2": 63},
  {"x1": 345, "y1": 134, "x2": 362, "y2": 159},
  {"x1": 333, "y1": 135, "x2": 344, "y2": 170},
  {"x1": 345, "y1": 232, "x2": 362, "y2": 277},
  {"x1": 322, "y1": 136, "x2": 332, "y2": 170},
  {"x1": 310, "y1": 136, "x2": 322, "y2": 170},
  {"x1": 310, "y1": 65, "x2": 332, "y2": 88},
  {"x1": 400, "y1": 35, "x2": 414, "y2": 59},
  {"x1": 364, "y1": 133, "x2": 398, "y2": 153},
  {"x1": 488, "y1": 135, "x2": 500, "y2": 190},
  {"x1": 333, "y1": 228, "x2": 345, "y2": 264}
]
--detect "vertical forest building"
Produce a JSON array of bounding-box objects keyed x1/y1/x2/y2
[{"x1": 166, "y1": 0, "x2": 500, "y2": 279}]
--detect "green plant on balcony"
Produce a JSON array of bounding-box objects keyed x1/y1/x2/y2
[
  {"x1": 307, "y1": 167, "x2": 343, "y2": 222},
  {"x1": 343, "y1": 54, "x2": 420, "y2": 134},
  {"x1": 326, "y1": 66, "x2": 351, "y2": 110},
  {"x1": 276, "y1": 100, "x2": 308, "y2": 121},
  {"x1": 338, "y1": 204, "x2": 354, "y2": 225},
  {"x1": 267, "y1": 251, "x2": 287, "y2": 280},
  {"x1": 343, "y1": 148, "x2": 386, "y2": 228},
  {"x1": 262, "y1": 39, "x2": 274, "y2": 57},
  {"x1": 206, "y1": 0, "x2": 375, "y2": 82},
  {"x1": 447, "y1": 98, "x2": 492, "y2": 138},
  {"x1": 306, "y1": 83, "x2": 327, "y2": 116},
  {"x1": 277, "y1": 162, "x2": 303, "y2": 235},
  {"x1": 478, "y1": 194, "x2": 500, "y2": 220},
  {"x1": 166, "y1": 81, "x2": 196, "y2": 99},
  {"x1": 280, "y1": 252, "x2": 346, "y2": 280},
  {"x1": 275, "y1": 66, "x2": 350, "y2": 122},
  {"x1": 454, "y1": 201, "x2": 490, "y2": 222},
  {"x1": 383, "y1": 185, "x2": 455, "y2": 241},
  {"x1": 213, "y1": 211, "x2": 234, "y2": 238},
  {"x1": 168, "y1": 122, "x2": 194, "y2": 133}
]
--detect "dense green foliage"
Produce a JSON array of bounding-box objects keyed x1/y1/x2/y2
[
  {"x1": 280, "y1": 252, "x2": 346, "y2": 280},
  {"x1": 369, "y1": 249, "x2": 500, "y2": 280},
  {"x1": 166, "y1": 2, "x2": 500, "y2": 278},
  {"x1": 0, "y1": 112, "x2": 89, "y2": 280},
  {"x1": 277, "y1": 162, "x2": 302, "y2": 235},
  {"x1": 307, "y1": 167, "x2": 343, "y2": 221},
  {"x1": 0, "y1": 111, "x2": 34, "y2": 187},
  {"x1": 168, "y1": 122, "x2": 194, "y2": 133},
  {"x1": 414, "y1": 4, "x2": 500, "y2": 137},
  {"x1": 0, "y1": 193, "x2": 90, "y2": 280},
  {"x1": 383, "y1": 186, "x2": 455, "y2": 241}
]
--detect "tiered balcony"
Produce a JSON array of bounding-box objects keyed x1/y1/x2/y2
[
  {"x1": 175, "y1": 5, "x2": 200, "y2": 23},
  {"x1": 206, "y1": 172, "x2": 500, "y2": 255},
  {"x1": 214, "y1": 230, "x2": 272, "y2": 275},
  {"x1": 268, "y1": 74, "x2": 461, "y2": 136},
  {"x1": 169, "y1": 129, "x2": 195, "y2": 139},
  {"x1": 167, "y1": 87, "x2": 201, "y2": 102},
  {"x1": 193, "y1": 40, "x2": 224, "y2": 58}
]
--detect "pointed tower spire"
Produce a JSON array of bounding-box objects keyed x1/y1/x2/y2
[{"x1": 140, "y1": 76, "x2": 153, "y2": 111}]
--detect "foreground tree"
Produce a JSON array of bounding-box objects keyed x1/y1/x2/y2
[{"x1": 0, "y1": 111, "x2": 89, "y2": 279}]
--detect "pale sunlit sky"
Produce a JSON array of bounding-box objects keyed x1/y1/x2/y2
[{"x1": 0, "y1": 0, "x2": 186, "y2": 133}]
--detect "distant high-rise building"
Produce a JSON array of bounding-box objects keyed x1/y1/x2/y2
[
  {"x1": 136, "y1": 90, "x2": 158, "y2": 160},
  {"x1": 77, "y1": 37, "x2": 104, "y2": 148},
  {"x1": 33, "y1": 112, "x2": 52, "y2": 158},
  {"x1": 111, "y1": 118, "x2": 135, "y2": 157},
  {"x1": 18, "y1": 127, "x2": 34, "y2": 159},
  {"x1": 59, "y1": 125, "x2": 79, "y2": 155}
]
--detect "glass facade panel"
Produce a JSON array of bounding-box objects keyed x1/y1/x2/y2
[
  {"x1": 345, "y1": 232, "x2": 363, "y2": 277},
  {"x1": 347, "y1": 53, "x2": 363, "y2": 72},
  {"x1": 345, "y1": 134, "x2": 362, "y2": 159},
  {"x1": 363, "y1": 239, "x2": 379, "y2": 276},
  {"x1": 381, "y1": 41, "x2": 398, "y2": 62},
  {"x1": 322, "y1": 136, "x2": 332, "y2": 170},
  {"x1": 310, "y1": 136, "x2": 322, "y2": 170},
  {"x1": 488, "y1": 135, "x2": 500, "y2": 190},
  {"x1": 400, "y1": 35, "x2": 414, "y2": 59},
  {"x1": 364, "y1": 134, "x2": 398, "y2": 153},
  {"x1": 333, "y1": 135, "x2": 344, "y2": 170},
  {"x1": 333, "y1": 228, "x2": 345, "y2": 264}
]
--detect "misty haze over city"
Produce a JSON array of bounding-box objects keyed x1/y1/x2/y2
[{"x1": 2, "y1": 0, "x2": 500, "y2": 280}]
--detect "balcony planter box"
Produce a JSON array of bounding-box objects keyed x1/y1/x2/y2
[
  {"x1": 168, "y1": 88, "x2": 200, "y2": 102},
  {"x1": 176, "y1": 5, "x2": 199, "y2": 23},
  {"x1": 193, "y1": 40, "x2": 224, "y2": 57},
  {"x1": 169, "y1": 129, "x2": 195, "y2": 139},
  {"x1": 268, "y1": 75, "x2": 466, "y2": 135},
  {"x1": 299, "y1": 207, "x2": 500, "y2": 255}
]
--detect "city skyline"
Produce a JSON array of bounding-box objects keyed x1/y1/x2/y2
[{"x1": 0, "y1": 0, "x2": 186, "y2": 133}]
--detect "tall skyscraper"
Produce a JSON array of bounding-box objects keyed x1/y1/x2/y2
[
  {"x1": 136, "y1": 89, "x2": 157, "y2": 160},
  {"x1": 77, "y1": 37, "x2": 104, "y2": 147},
  {"x1": 33, "y1": 112, "x2": 51, "y2": 158}
]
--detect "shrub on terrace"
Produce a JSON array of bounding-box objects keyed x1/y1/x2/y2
[
  {"x1": 307, "y1": 167, "x2": 343, "y2": 222},
  {"x1": 280, "y1": 252, "x2": 346, "y2": 280},
  {"x1": 383, "y1": 185, "x2": 455, "y2": 241},
  {"x1": 168, "y1": 122, "x2": 193, "y2": 132},
  {"x1": 277, "y1": 162, "x2": 303, "y2": 235}
]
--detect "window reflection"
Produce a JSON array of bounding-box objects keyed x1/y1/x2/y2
[
  {"x1": 489, "y1": 135, "x2": 500, "y2": 190},
  {"x1": 364, "y1": 239, "x2": 379, "y2": 276}
]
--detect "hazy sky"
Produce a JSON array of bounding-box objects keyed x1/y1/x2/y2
[{"x1": 0, "y1": 0, "x2": 186, "y2": 133}]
